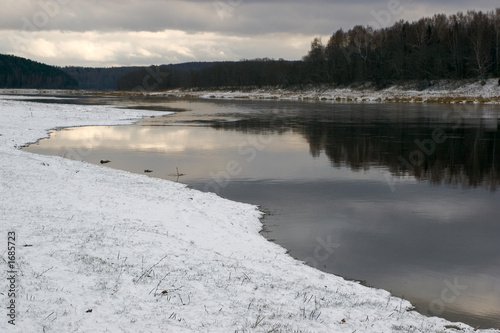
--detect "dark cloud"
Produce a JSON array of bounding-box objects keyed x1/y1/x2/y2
[{"x1": 2, "y1": 0, "x2": 499, "y2": 34}]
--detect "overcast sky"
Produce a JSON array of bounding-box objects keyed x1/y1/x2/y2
[{"x1": 0, "y1": 0, "x2": 498, "y2": 67}]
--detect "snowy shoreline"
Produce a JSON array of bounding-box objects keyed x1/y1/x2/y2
[
  {"x1": 2, "y1": 78, "x2": 500, "y2": 105},
  {"x1": 1, "y1": 95, "x2": 498, "y2": 332},
  {"x1": 141, "y1": 78, "x2": 500, "y2": 104}
]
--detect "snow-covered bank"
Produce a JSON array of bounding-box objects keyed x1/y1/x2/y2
[
  {"x1": 1, "y1": 96, "x2": 498, "y2": 332},
  {"x1": 3, "y1": 78, "x2": 500, "y2": 104},
  {"x1": 146, "y1": 79, "x2": 500, "y2": 104}
]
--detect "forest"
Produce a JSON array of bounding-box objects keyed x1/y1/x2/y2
[
  {"x1": 116, "y1": 8, "x2": 500, "y2": 90},
  {"x1": 115, "y1": 60, "x2": 306, "y2": 90},
  {"x1": 303, "y1": 8, "x2": 500, "y2": 87},
  {"x1": 62, "y1": 67, "x2": 141, "y2": 90},
  {"x1": 63, "y1": 62, "x2": 218, "y2": 90},
  {"x1": 0, "y1": 54, "x2": 78, "y2": 89}
]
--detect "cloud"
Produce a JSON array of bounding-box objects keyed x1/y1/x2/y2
[
  {"x1": 1, "y1": 0, "x2": 499, "y2": 66},
  {"x1": 3, "y1": 0, "x2": 498, "y2": 34},
  {"x1": 0, "y1": 29, "x2": 320, "y2": 66}
]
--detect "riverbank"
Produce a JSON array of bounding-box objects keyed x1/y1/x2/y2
[
  {"x1": 2, "y1": 78, "x2": 500, "y2": 104},
  {"x1": 1, "y1": 94, "x2": 498, "y2": 332},
  {"x1": 145, "y1": 78, "x2": 500, "y2": 104}
]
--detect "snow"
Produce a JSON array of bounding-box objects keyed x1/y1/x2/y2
[
  {"x1": 1, "y1": 93, "x2": 499, "y2": 332},
  {"x1": 148, "y1": 78, "x2": 500, "y2": 104}
]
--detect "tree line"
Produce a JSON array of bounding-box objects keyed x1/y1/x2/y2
[
  {"x1": 304, "y1": 8, "x2": 500, "y2": 87},
  {"x1": 116, "y1": 59, "x2": 308, "y2": 90},
  {"x1": 62, "y1": 67, "x2": 141, "y2": 90},
  {"x1": 0, "y1": 54, "x2": 78, "y2": 89},
  {"x1": 63, "y1": 63, "x2": 217, "y2": 90}
]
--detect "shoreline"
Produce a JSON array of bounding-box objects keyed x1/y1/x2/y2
[
  {"x1": 3, "y1": 78, "x2": 500, "y2": 104},
  {"x1": 139, "y1": 78, "x2": 500, "y2": 104},
  {"x1": 1, "y1": 94, "x2": 499, "y2": 332}
]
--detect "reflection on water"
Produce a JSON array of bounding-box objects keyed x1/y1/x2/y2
[
  {"x1": 204, "y1": 105, "x2": 500, "y2": 190},
  {"x1": 23, "y1": 97, "x2": 500, "y2": 329}
]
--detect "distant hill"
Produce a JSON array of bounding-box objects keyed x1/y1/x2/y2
[
  {"x1": 62, "y1": 67, "x2": 142, "y2": 90},
  {"x1": 115, "y1": 60, "x2": 304, "y2": 90},
  {"x1": 63, "y1": 62, "x2": 217, "y2": 90},
  {"x1": 0, "y1": 54, "x2": 78, "y2": 89}
]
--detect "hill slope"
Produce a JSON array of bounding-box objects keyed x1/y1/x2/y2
[
  {"x1": 62, "y1": 67, "x2": 142, "y2": 90},
  {"x1": 63, "y1": 62, "x2": 217, "y2": 90},
  {"x1": 0, "y1": 54, "x2": 78, "y2": 89}
]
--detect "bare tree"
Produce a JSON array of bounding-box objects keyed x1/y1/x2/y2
[{"x1": 467, "y1": 11, "x2": 492, "y2": 84}]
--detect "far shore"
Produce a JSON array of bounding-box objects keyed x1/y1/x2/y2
[
  {"x1": 112, "y1": 78, "x2": 500, "y2": 104},
  {"x1": 145, "y1": 78, "x2": 500, "y2": 104},
  {"x1": 2, "y1": 78, "x2": 500, "y2": 104}
]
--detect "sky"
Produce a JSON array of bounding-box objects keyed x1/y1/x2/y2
[{"x1": 0, "y1": 0, "x2": 499, "y2": 67}]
